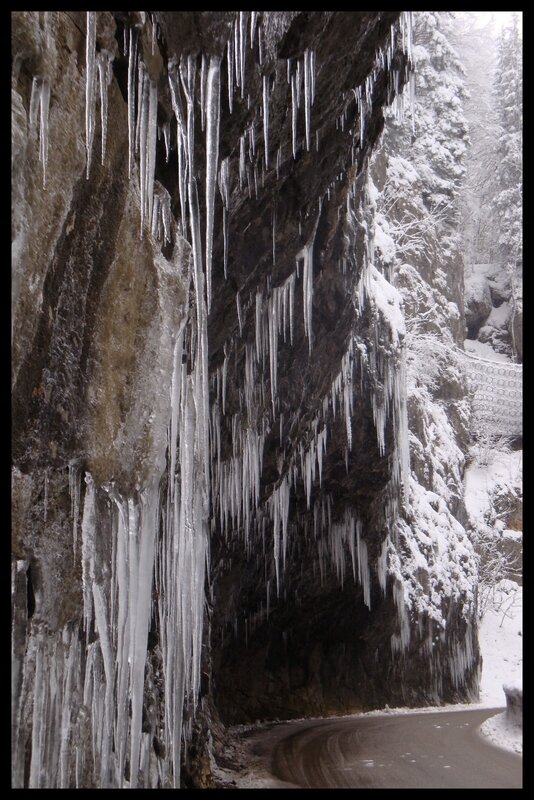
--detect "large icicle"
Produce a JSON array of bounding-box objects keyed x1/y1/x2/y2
[
  {"x1": 145, "y1": 78, "x2": 158, "y2": 233},
  {"x1": 96, "y1": 50, "x2": 114, "y2": 166},
  {"x1": 167, "y1": 58, "x2": 187, "y2": 233},
  {"x1": 128, "y1": 484, "x2": 159, "y2": 789},
  {"x1": 127, "y1": 26, "x2": 138, "y2": 179},
  {"x1": 262, "y1": 74, "x2": 270, "y2": 169},
  {"x1": 85, "y1": 12, "x2": 97, "y2": 179},
  {"x1": 295, "y1": 204, "x2": 321, "y2": 353},
  {"x1": 291, "y1": 71, "x2": 298, "y2": 159},
  {"x1": 38, "y1": 79, "x2": 51, "y2": 188},
  {"x1": 304, "y1": 49, "x2": 311, "y2": 151},
  {"x1": 218, "y1": 157, "x2": 230, "y2": 278},
  {"x1": 205, "y1": 55, "x2": 221, "y2": 314}
]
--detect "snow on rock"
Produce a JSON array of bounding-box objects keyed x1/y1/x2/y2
[
  {"x1": 464, "y1": 339, "x2": 511, "y2": 363},
  {"x1": 479, "y1": 709, "x2": 522, "y2": 755},
  {"x1": 389, "y1": 476, "x2": 478, "y2": 687},
  {"x1": 464, "y1": 450, "x2": 522, "y2": 525},
  {"x1": 365, "y1": 115, "x2": 479, "y2": 696},
  {"x1": 464, "y1": 272, "x2": 493, "y2": 331}
]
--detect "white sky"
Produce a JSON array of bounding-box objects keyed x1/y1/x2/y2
[{"x1": 471, "y1": 11, "x2": 522, "y2": 35}]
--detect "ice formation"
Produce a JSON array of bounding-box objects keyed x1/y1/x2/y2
[
  {"x1": 29, "y1": 76, "x2": 51, "y2": 188},
  {"x1": 85, "y1": 12, "x2": 97, "y2": 179},
  {"x1": 96, "y1": 50, "x2": 114, "y2": 165},
  {"x1": 204, "y1": 55, "x2": 221, "y2": 313},
  {"x1": 12, "y1": 10, "x2": 480, "y2": 790}
]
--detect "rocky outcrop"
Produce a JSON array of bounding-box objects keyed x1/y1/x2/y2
[
  {"x1": 12, "y1": 11, "x2": 480, "y2": 788},
  {"x1": 464, "y1": 263, "x2": 521, "y2": 361},
  {"x1": 503, "y1": 684, "x2": 522, "y2": 727},
  {"x1": 464, "y1": 272, "x2": 494, "y2": 338}
]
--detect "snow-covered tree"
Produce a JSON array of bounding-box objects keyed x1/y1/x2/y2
[
  {"x1": 372, "y1": 11, "x2": 469, "y2": 339},
  {"x1": 451, "y1": 13, "x2": 500, "y2": 267},
  {"x1": 409, "y1": 12, "x2": 469, "y2": 224},
  {"x1": 493, "y1": 15, "x2": 522, "y2": 360},
  {"x1": 493, "y1": 15, "x2": 522, "y2": 267}
]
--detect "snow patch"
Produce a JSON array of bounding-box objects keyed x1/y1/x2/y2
[{"x1": 478, "y1": 711, "x2": 522, "y2": 755}]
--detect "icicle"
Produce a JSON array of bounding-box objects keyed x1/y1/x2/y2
[
  {"x1": 239, "y1": 135, "x2": 246, "y2": 190},
  {"x1": 29, "y1": 76, "x2": 41, "y2": 136},
  {"x1": 151, "y1": 16, "x2": 157, "y2": 55},
  {"x1": 85, "y1": 11, "x2": 97, "y2": 179},
  {"x1": 226, "y1": 37, "x2": 234, "y2": 113},
  {"x1": 310, "y1": 49, "x2": 316, "y2": 105},
  {"x1": 167, "y1": 58, "x2": 186, "y2": 131},
  {"x1": 304, "y1": 48, "x2": 311, "y2": 151},
  {"x1": 127, "y1": 27, "x2": 138, "y2": 179},
  {"x1": 377, "y1": 537, "x2": 388, "y2": 595},
  {"x1": 262, "y1": 74, "x2": 270, "y2": 169},
  {"x1": 168, "y1": 60, "x2": 187, "y2": 232},
  {"x1": 268, "y1": 288, "x2": 278, "y2": 413},
  {"x1": 218, "y1": 156, "x2": 230, "y2": 210},
  {"x1": 128, "y1": 485, "x2": 158, "y2": 788},
  {"x1": 258, "y1": 22, "x2": 264, "y2": 66},
  {"x1": 43, "y1": 467, "x2": 49, "y2": 522},
  {"x1": 218, "y1": 157, "x2": 230, "y2": 279},
  {"x1": 200, "y1": 54, "x2": 207, "y2": 132},
  {"x1": 162, "y1": 120, "x2": 171, "y2": 163},
  {"x1": 69, "y1": 462, "x2": 81, "y2": 561},
  {"x1": 295, "y1": 203, "x2": 321, "y2": 353},
  {"x1": 249, "y1": 123, "x2": 256, "y2": 159},
  {"x1": 158, "y1": 187, "x2": 173, "y2": 244},
  {"x1": 137, "y1": 68, "x2": 158, "y2": 236},
  {"x1": 255, "y1": 292, "x2": 262, "y2": 362},
  {"x1": 356, "y1": 522, "x2": 371, "y2": 609},
  {"x1": 236, "y1": 291, "x2": 243, "y2": 337},
  {"x1": 272, "y1": 202, "x2": 276, "y2": 266},
  {"x1": 250, "y1": 11, "x2": 257, "y2": 47},
  {"x1": 96, "y1": 50, "x2": 114, "y2": 166},
  {"x1": 291, "y1": 72, "x2": 298, "y2": 159},
  {"x1": 37, "y1": 79, "x2": 51, "y2": 188},
  {"x1": 80, "y1": 473, "x2": 96, "y2": 636},
  {"x1": 222, "y1": 350, "x2": 228, "y2": 416},
  {"x1": 239, "y1": 11, "x2": 247, "y2": 97},
  {"x1": 146, "y1": 79, "x2": 158, "y2": 231},
  {"x1": 289, "y1": 272, "x2": 295, "y2": 345},
  {"x1": 205, "y1": 55, "x2": 221, "y2": 314}
]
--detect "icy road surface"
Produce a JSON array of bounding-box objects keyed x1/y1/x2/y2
[{"x1": 268, "y1": 708, "x2": 522, "y2": 788}]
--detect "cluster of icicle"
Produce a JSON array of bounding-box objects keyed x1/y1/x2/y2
[
  {"x1": 18, "y1": 9, "x2": 419, "y2": 789},
  {"x1": 211, "y1": 175, "x2": 412, "y2": 643}
]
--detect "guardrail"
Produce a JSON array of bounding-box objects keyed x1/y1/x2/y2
[{"x1": 455, "y1": 348, "x2": 522, "y2": 438}]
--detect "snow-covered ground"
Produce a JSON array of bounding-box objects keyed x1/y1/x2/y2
[
  {"x1": 464, "y1": 444, "x2": 522, "y2": 755},
  {"x1": 464, "y1": 338, "x2": 512, "y2": 362},
  {"x1": 464, "y1": 449, "x2": 522, "y2": 523}
]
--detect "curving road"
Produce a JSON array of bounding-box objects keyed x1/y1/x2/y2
[{"x1": 270, "y1": 708, "x2": 522, "y2": 789}]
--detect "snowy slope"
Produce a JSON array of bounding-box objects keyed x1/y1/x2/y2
[{"x1": 464, "y1": 444, "x2": 522, "y2": 754}]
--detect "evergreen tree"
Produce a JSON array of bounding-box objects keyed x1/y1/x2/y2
[
  {"x1": 492, "y1": 14, "x2": 522, "y2": 360},
  {"x1": 451, "y1": 13, "x2": 500, "y2": 267},
  {"x1": 371, "y1": 11, "x2": 469, "y2": 336},
  {"x1": 410, "y1": 12, "x2": 469, "y2": 227},
  {"x1": 493, "y1": 15, "x2": 522, "y2": 271}
]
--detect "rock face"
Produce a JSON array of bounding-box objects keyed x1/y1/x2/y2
[
  {"x1": 12, "y1": 11, "x2": 480, "y2": 789},
  {"x1": 464, "y1": 263, "x2": 522, "y2": 361}
]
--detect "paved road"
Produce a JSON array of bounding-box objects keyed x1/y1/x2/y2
[{"x1": 271, "y1": 708, "x2": 522, "y2": 788}]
